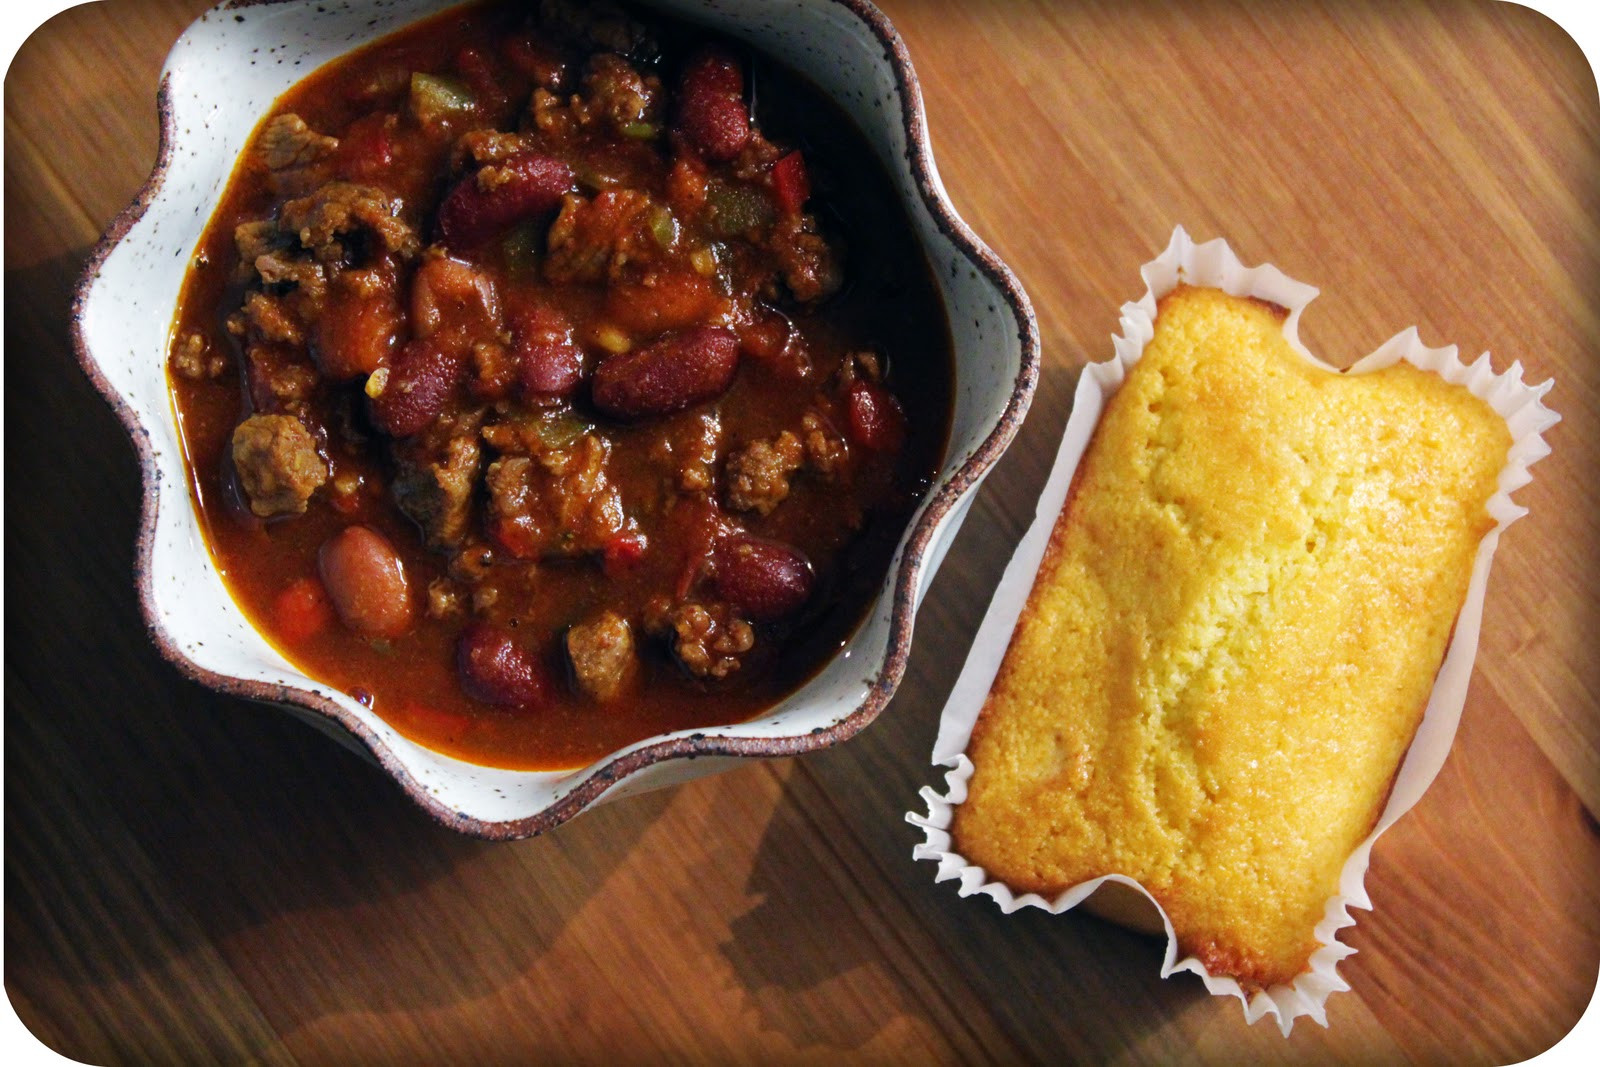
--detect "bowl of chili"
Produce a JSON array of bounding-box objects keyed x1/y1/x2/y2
[{"x1": 73, "y1": 0, "x2": 1039, "y2": 837}]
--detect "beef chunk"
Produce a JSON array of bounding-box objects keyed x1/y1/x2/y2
[
  {"x1": 527, "y1": 53, "x2": 662, "y2": 142},
  {"x1": 234, "y1": 220, "x2": 291, "y2": 277},
  {"x1": 800, "y1": 410, "x2": 848, "y2": 479},
  {"x1": 565, "y1": 610, "x2": 636, "y2": 701},
  {"x1": 391, "y1": 424, "x2": 482, "y2": 549},
  {"x1": 644, "y1": 596, "x2": 753, "y2": 680},
  {"x1": 241, "y1": 290, "x2": 305, "y2": 346},
  {"x1": 170, "y1": 331, "x2": 226, "y2": 381},
  {"x1": 241, "y1": 343, "x2": 320, "y2": 414},
  {"x1": 770, "y1": 213, "x2": 842, "y2": 303},
  {"x1": 451, "y1": 129, "x2": 539, "y2": 171},
  {"x1": 583, "y1": 53, "x2": 662, "y2": 133},
  {"x1": 254, "y1": 114, "x2": 338, "y2": 172},
  {"x1": 649, "y1": 412, "x2": 722, "y2": 497},
  {"x1": 469, "y1": 340, "x2": 519, "y2": 400},
  {"x1": 725, "y1": 430, "x2": 803, "y2": 515},
  {"x1": 279, "y1": 181, "x2": 420, "y2": 265},
  {"x1": 544, "y1": 190, "x2": 666, "y2": 285},
  {"x1": 231, "y1": 414, "x2": 327, "y2": 517},
  {"x1": 485, "y1": 434, "x2": 626, "y2": 559},
  {"x1": 426, "y1": 577, "x2": 464, "y2": 619},
  {"x1": 253, "y1": 249, "x2": 329, "y2": 302}
]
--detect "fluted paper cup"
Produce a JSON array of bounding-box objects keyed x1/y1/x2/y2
[{"x1": 907, "y1": 227, "x2": 1560, "y2": 1034}]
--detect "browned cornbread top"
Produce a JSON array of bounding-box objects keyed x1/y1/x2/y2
[{"x1": 952, "y1": 285, "x2": 1510, "y2": 991}]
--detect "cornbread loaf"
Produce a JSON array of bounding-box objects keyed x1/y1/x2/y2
[{"x1": 951, "y1": 285, "x2": 1510, "y2": 991}]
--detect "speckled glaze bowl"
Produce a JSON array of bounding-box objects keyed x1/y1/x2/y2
[{"x1": 72, "y1": 0, "x2": 1039, "y2": 838}]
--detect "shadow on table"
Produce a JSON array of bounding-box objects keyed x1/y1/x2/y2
[
  {"x1": 715, "y1": 360, "x2": 1209, "y2": 1059},
  {"x1": 4, "y1": 250, "x2": 667, "y2": 1052}
]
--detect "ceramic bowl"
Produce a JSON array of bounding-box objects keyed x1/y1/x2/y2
[{"x1": 72, "y1": 0, "x2": 1039, "y2": 838}]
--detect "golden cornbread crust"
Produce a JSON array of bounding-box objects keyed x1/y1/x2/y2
[{"x1": 951, "y1": 285, "x2": 1510, "y2": 991}]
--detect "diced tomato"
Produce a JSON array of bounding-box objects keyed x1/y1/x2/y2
[
  {"x1": 602, "y1": 530, "x2": 648, "y2": 577},
  {"x1": 329, "y1": 476, "x2": 366, "y2": 516},
  {"x1": 315, "y1": 279, "x2": 403, "y2": 380},
  {"x1": 489, "y1": 516, "x2": 540, "y2": 560},
  {"x1": 845, "y1": 379, "x2": 907, "y2": 453},
  {"x1": 772, "y1": 151, "x2": 810, "y2": 216},
  {"x1": 669, "y1": 499, "x2": 730, "y2": 599},
  {"x1": 273, "y1": 576, "x2": 335, "y2": 645},
  {"x1": 603, "y1": 272, "x2": 724, "y2": 335},
  {"x1": 666, "y1": 157, "x2": 710, "y2": 218},
  {"x1": 334, "y1": 112, "x2": 395, "y2": 183},
  {"x1": 738, "y1": 316, "x2": 786, "y2": 362}
]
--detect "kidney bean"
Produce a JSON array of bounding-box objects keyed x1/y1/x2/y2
[
  {"x1": 436, "y1": 153, "x2": 574, "y2": 250},
  {"x1": 677, "y1": 48, "x2": 749, "y2": 162},
  {"x1": 713, "y1": 536, "x2": 814, "y2": 621},
  {"x1": 512, "y1": 304, "x2": 583, "y2": 397},
  {"x1": 845, "y1": 378, "x2": 907, "y2": 453},
  {"x1": 591, "y1": 326, "x2": 738, "y2": 419},
  {"x1": 456, "y1": 621, "x2": 548, "y2": 709},
  {"x1": 682, "y1": 47, "x2": 743, "y2": 98},
  {"x1": 368, "y1": 338, "x2": 466, "y2": 437},
  {"x1": 317, "y1": 525, "x2": 414, "y2": 639}
]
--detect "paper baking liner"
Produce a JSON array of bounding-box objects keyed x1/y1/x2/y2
[{"x1": 907, "y1": 227, "x2": 1561, "y2": 1034}]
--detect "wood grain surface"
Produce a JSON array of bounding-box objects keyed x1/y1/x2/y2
[{"x1": 6, "y1": 0, "x2": 1598, "y2": 1062}]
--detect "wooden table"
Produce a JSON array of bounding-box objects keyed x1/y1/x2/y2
[{"x1": 8, "y1": 0, "x2": 1598, "y2": 1061}]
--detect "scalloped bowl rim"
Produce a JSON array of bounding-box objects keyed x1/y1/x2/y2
[{"x1": 70, "y1": 0, "x2": 1040, "y2": 839}]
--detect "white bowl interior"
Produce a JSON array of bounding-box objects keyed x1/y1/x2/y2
[{"x1": 80, "y1": 0, "x2": 1029, "y2": 826}]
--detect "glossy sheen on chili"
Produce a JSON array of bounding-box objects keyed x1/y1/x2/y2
[{"x1": 167, "y1": 0, "x2": 952, "y2": 771}]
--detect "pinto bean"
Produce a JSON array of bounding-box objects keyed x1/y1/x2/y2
[
  {"x1": 591, "y1": 326, "x2": 738, "y2": 419},
  {"x1": 456, "y1": 621, "x2": 548, "y2": 708},
  {"x1": 436, "y1": 152, "x2": 574, "y2": 250},
  {"x1": 677, "y1": 48, "x2": 749, "y2": 162},
  {"x1": 368, "y1": 338, "x2": 466, "y2": 437},
  {"x1": 317, "y1": 525, "x2": 414, "y2": 638},
  {"x1": 712, "y1": 536, "x2": 814, "y2": 621}
]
